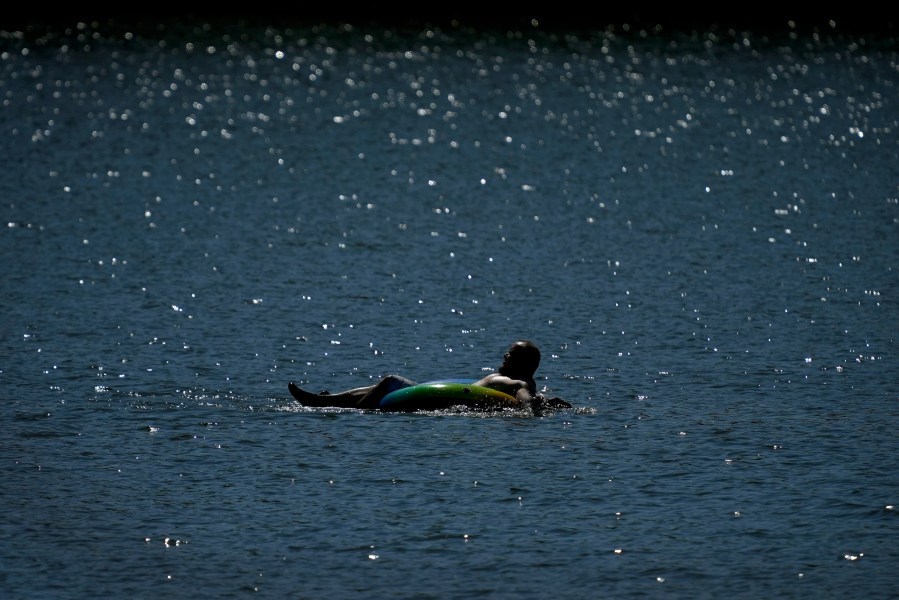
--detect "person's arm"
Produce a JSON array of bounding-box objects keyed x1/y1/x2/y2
[
  {"x1": 475, "y1": 374, "x2": 539, "y2": 413},
  {"x1": 514, "y1": 386, "x2": 540, "y2": 413}
]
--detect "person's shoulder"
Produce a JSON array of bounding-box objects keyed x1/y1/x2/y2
[{"x1": 474, "y1": 373, "x2": 500, "y2": 386}]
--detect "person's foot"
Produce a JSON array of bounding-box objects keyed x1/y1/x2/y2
[
  {"x1": 289, "y1": 382, "x2": 341, "y2": 406},
  {"x1": 288, "y1": 382, "x2": 362, "y2": 408}
]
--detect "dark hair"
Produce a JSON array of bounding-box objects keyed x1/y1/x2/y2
[{"x1": 511, "y1": 340, "x2": 541, "y2": 376}]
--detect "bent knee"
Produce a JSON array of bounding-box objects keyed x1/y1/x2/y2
[{"x1": 381, "y1": 375, "x2": 416, "y2": 394}]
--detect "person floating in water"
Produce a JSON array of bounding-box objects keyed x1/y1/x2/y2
[{"x1": 288, "y1": 340, "x2": 570, "y2": 413}]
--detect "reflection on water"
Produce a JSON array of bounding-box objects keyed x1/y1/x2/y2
[{"x1": 2, "y1": 17, "x2": 897, "y2": 599}]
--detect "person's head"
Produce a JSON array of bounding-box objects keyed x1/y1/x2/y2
[{"x1": 499, "y1": 340, "x2": 541, "y2": 380}]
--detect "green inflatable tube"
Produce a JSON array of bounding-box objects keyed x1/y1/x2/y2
[{"x1": 379, "y1": 381, "x2": 517, "y2": 412}]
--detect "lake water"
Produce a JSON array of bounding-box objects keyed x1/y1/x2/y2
[{"x1": 1, "y1": 17, "x2": 897, "y2": 599}]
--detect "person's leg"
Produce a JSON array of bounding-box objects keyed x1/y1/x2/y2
[
  {"x1": 355, "y1": 375, "x2": 415, "y2": 408},
  {"x1": 288, "y1": 382, "x2": 373, "y2": 407},
  {"x1": 289, "y1": 375, "x2": 415, "y2": 409}
]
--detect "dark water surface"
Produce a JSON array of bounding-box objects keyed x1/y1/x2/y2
[{"x1": 2, "y1": 17, "x2": 897, "y2": 598}]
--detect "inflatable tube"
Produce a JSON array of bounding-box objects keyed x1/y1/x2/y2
[{"x1": 379, "y1": 381, "x2": 517, "y2": 412}]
